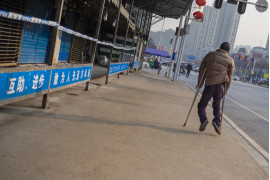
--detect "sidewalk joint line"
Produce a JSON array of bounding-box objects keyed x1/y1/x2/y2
[{"x1": 140, "y1": 74, "x2": 167, "y2": 81}]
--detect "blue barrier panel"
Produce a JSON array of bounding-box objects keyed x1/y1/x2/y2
[
  {"x1": 109, "y1": 63, "x2": 121, "y2": 75},
  {"x1": 187, "y1": 55, "x2": 195, "y2": 60},
  {"x1": 109, "y1": 63, "x2": 130, "y2": 75},
  {"x1": 0, "y1": 66, "x2": 93, "y2": 102},
  {"x1": 121, "y1": 62, "x2": 130, "y2": 71},
  {"x1": 172, "y1": 52, "x2": 176, "y2": 60},
  {"x1": 133, "y1": 61, "x2": 141, "y2": 69},
  {"x1": 50, "y1": 66, "x2": 92, "y2": 89},
  {"x1": 0, "y1": 69, "x2": 50, "y2": 101}
]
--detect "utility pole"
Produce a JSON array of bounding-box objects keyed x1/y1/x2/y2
[
  {"x1": 157, "y1": 18, "x2": 165, "y2": 49},
  {"x1": 250, "y1": 58, "x2": 257, "y2": 83},
  {"x1": 167, "y1": 16, "x2": 183, "y2": 78},
  {"x1": 173, "y1": 7, "x2": 192, "y2": 82},
  {"x1": 169, "y1": 36, "x2": 173, "y2": 57}
]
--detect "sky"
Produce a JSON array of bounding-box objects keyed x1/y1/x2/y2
[{"x1": 150, "y1": 0, "x2": 269, "y2": 48}]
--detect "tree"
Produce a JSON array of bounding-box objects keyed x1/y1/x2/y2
[{"x1": 147, "y1": 37, "x2": 157, "y2": 49}]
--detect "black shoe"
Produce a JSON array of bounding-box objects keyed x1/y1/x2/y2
[
  {"x1": 199, "y1": 120, "x2": 209, "y2": 131},
  {"x1": 212, "y1": 121, "x2": 221, "y2": 135}
]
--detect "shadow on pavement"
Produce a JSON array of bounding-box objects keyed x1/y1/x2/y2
[{"x1": 0, "y1": 107, "x2": 214, "y2": 137}]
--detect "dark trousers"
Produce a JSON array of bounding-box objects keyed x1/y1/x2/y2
[{"x1": 198, "y1": 83, "x2": 225, "y2": 124}]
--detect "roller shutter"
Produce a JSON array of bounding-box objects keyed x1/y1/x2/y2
[
  {"x1": 0, "y1": 0, "x2": 25, "y2": 66},
  {"x1": 19, "y1": 0, "x2": 54, "y2": 64},
  {"x1": 69, "y1": 19, "x2": 86, "y2": 63}
]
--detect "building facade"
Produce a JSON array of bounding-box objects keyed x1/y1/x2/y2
[
  {"x1": 0, "y1": 0, "x2": 152, "y2": 107},
  {"x1": 194, "y1": 3, "x2": 241, "y2": 61},
  {"x1": 250, "y1": 47, "x2": 269, "y2": 76},
  {"x1": 181, "y1": 21, "x2": 202, "y2": 63}
]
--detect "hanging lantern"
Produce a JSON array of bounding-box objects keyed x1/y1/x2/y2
[
  {"x1": 193, "y1": 11, "x2": 204, "y2": 21},
  {"x1": 196, "y1": 0, "x2": 206, "y2": 9}
]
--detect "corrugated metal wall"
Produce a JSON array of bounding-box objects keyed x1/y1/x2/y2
[
  {"x1": 19, "y1": 0, "x2": 54, "y2": 64},
  {"x1": 69, "y1": 18, "x2": 87, "y2": 64},
  {"x1": 58, "y1": 10, "x2": 76, "y2": 62},
  {"x1": 58, "y1": 32, "x2": 72, "y2": 62},
  {"x1": 0, "y1": 0, "x2": 25, "y2": 66}
]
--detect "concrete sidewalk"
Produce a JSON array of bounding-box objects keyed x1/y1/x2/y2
[{"x1": 0, "y1": 71, "x2": 268, "y2": 180}]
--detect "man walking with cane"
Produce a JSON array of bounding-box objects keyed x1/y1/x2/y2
[{"x1": 197, "y1": 42, "x2": 235, "y2": 134}]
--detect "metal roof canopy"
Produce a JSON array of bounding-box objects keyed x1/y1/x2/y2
[{"x1": 133, "y1": 0, "x2": 193, "y2": 19}]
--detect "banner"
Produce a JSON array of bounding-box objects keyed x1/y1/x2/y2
[
  {"x1": 0, "y1": 66, "x2": 92, "y2": 101},
  {"x1": 0, "y1": 70, "x2": 50, "y2": 101},
  {"x1": 109, "y1": 63, "x2": 130, "y2": 75},
  {"x1": 133, "y1": 61, "x2": 141, "y2": 69},
  {"x1": 50, "y1": 66, "x2": 92, "y2": 89}
]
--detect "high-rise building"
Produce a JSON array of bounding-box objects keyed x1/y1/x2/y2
[
  {"x1": 266, "y1": 35, "x2": 269, "y2": 54},
  {"x1": 194, "y1": 3, "x2": 241, "y2": 61},
  {"x1": 181, "y1": 21, "x2": 202, "y2": 62},
  {"x1": 234, "y1": 45, "x2": 252, "y2": 54}
]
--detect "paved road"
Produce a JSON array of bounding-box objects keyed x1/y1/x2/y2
[
  {"x1": 179, "y1": 71, "x2": 269, "y2": 152},
  {"x1": 143, "y1": 64, "x2": 269, "y2": 152}
]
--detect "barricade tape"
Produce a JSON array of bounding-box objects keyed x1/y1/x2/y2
[{"x1": 0, "y1": 9, "x2": 135, "y2": 51}]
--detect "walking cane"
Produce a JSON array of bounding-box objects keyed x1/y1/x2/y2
[
  {"x1": 183, "y1": 87, "x2": 200, "y2": 126},
  {"x1": 183, "y1": 67, "x2": 207, "y2": 126},
  {"x1": 219, "y1": 84, "x2": 226, "y2": 135}
]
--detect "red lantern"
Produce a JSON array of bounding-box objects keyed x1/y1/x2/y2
[
  {"x1": 193, "y1": 11, "x2": 204, "y2": 20},
  {"x1": 196, "y1": 0, "x2": 206, "y2": 9}
]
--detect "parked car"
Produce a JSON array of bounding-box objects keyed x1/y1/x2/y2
[
  {"x1": 97, "y1": 55, "x2": 109, "y2": 67},
  {"x1": 181, "y1": 63, "x2": 187, "y2": 69},
  {"x1": 161, "y1": 61, "x2": 169, "y2": 66},
  {"x1": 258, "y1": 79, "x2": 269, "y2": 86},
  {"x1": 243, "y1": 75, "x2": 251, "y2": 81},
  {"x1": 144, "y1": 57, "x2": 148, "y2": 62},
  {"x1": 193, "y1": 67, "x2": 199, "y2": 72},
  {"x1": 233, "y1": 74, "x2": 239, "y2": 81}
]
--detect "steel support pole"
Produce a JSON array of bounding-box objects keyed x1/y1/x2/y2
[
  {"x1": 139, "y1": 9, "x2": 145, "y2": 34},
  {"x1": 236, "y1": 0, "x2": 268, "y2": 7},
  {"x1": 173, "y1": 7, "x2": 191, "y2": 82},
  {"x1": 137, "y1": 9, "x2": 145, "y2": 50},
  {"x1": 105, "y1": 0, "x2": 122, "y2": 84},
  {"x1": 42, "y1": 0, "x2": 64, "y2": 109},
  {"x1": 141, "y1": 11, "x2": 149, "y2": 37},
  {"x1": 120, "y1": 0, "x2": 134, "y2": 63},
  {"x1": 129, "y1": 7, "x2": 140, "y2": 68},
  {"x1": 146, "y1": 13, "x2": 153, "y2": 41},
  {"x1": 168, "y1": 16, "x2": 183, "y2": 78},
  {"x1": 85, "y1": 0, "x2": 106, "y2": 91},
  {"x1": 138, "y1": 11, "x2": 149, "y2": 70}
]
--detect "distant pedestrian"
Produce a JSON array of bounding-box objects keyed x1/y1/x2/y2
[
  {"x1": 158, "y1": 63, "x2": 162, "y2": 74},
  {"x1": 154, "y1": 57, "x2": 159, "y2": 69},
  {"x1": 173, "y1": 62, "x2": 176, "y2": 73},
  {"x1": 186, "y1": 63, "x2": 192, "y2": 77},
  {"x1": 180, "y1": 64, "x2": 186, "y2": 74},
  {"x1": 197, "y1": 42, "x2": 235, "y2": 134}
]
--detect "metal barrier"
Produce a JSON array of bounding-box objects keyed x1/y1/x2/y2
[
  {"x1": 109, "y1": 62, "x2": 130, "y2": 75},
  {"x1": 0, "y1": 8, "x2": 134, "y2": 106},
  {"x1": 0, "y1": 9, "x2": 135, "y2": 51}
]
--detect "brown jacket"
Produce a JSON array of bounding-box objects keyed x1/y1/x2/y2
[{"x1": 197, "y1": 49, "x2": 235, "y2": 93}]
